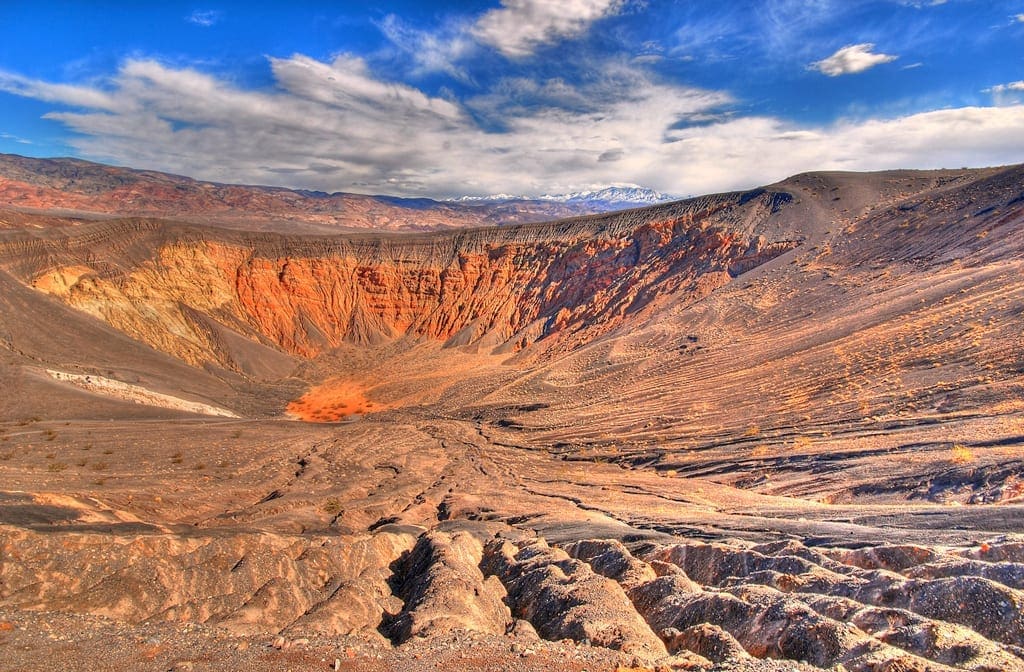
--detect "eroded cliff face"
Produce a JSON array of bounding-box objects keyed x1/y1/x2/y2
[{"x1": 8, "y1": 191, "x2": 798, "y2": 370}]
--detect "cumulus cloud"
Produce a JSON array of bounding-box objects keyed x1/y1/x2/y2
[
  {"x1": 3, "y1": 55, "x2": 1024, "y2": 198},
  {"x1": 471, "y1": 0, "x2": 625, "y2": 57},
  {"x1": 1017, "y1": 14, "x2": 1024, "y2": 22},
  {"x1": 810, "y1": 43, "x2": 897, "y2": 76},
  {"x1": 187, "y1": 10, "x2": 222, "y2": 27}
]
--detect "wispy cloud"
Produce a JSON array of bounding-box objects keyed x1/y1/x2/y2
[
  {"x1": 0, "y1": 132, "x2": 32, "y2": 145},
  {"x1": 471, "y1": 0, "x2": 625, "y2": 57},
  {"x1": 0, "y1": 69, "x2": 121, "y2": 111},
  {"x1": 667, "y1": 2, "x2": 912, "y2": 73},
  {"x1": 378, "y1": 15, "x2": 475, "y2": 80},
  {"x1": 810, "y1": 43, "x2": 898, "y2": 76},
  {"x1": 186, "y1": 10, "x2": 222, "y2": 27},
  {"x1": 4, "y1": 55, "x2": 1024, "y2": 198},
  {"x1": 985, "y1": 81, "x2": 1024, "y2": 93}
]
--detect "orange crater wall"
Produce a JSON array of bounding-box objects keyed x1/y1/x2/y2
[{"x1": 29, "y1": 193, "x2": 797, "y2": 372}]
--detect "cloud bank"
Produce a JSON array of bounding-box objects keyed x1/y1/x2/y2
[{"x1": 2, "y1": 53, "x2": 1023, "y2": 198}]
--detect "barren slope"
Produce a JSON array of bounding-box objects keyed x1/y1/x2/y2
[{"x1": 1, "y1": 164, "x2": 1023, "y2": 671}]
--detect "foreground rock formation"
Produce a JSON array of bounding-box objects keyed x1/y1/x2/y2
[{"x1": 1, "y1": 162, "x2": 1023, "y2": 671}]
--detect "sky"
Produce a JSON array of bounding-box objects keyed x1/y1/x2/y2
[{"x1": 0, "y1": 1, "x2": 1023, "y2": 198}]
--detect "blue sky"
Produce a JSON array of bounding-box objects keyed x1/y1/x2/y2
[{"x1": 1, "y1": 1, "x2": 1023, "y2": 197}]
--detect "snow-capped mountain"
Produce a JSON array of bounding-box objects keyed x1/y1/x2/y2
[
  {"x1": 448, "y1": 186, "x2": 673, "y2": 208},
  {"x1": 447, "y1": 193, "x2": 527, "y2": 203},
  {"x1": 538, "y1": 186, "x2": 672, "y2": 206}
]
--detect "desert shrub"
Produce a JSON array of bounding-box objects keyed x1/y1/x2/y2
[{"x1": 950, "y1": 444, "x2": 975, "y2": 464}]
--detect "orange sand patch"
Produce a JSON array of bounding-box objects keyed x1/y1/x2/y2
[{"x1": 286, "y1": 380, "x2": 388, "y2": 423}]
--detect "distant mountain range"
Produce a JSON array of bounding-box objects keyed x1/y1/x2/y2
[{"x1": 0, "y1": 154, "x2": 675, "y2": 234}]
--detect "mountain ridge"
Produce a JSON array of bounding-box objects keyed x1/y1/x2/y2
[
  {"x1": 447, "y1": 185, "x2": 673, "y2": 207},
  {"x1": 0, "y1": 153, "x2": 678, "y2": 234}
]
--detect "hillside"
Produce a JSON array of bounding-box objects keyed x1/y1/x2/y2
[{"x1": 0, "y1": 153, "x2": 667, "y2": 234}]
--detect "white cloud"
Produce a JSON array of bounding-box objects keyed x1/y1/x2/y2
[
  {"x1": 471, "y1": 0, "x2": 625, "y2": 57},
  {"x1": 0, "y1": 69, "x2": 121, "y2": 111},
  {"x1": 1017, "y1": 14, "x2": 1024, "y2": 23},
  {"x1": 187, "y1": 10, "x2": 222, "y2": 27},
  {"x1": 985, "y1": 81, "x2": 1024, "y2": 94},
  {"x1": 657, "y1": 106, "x2": 1024, "y2": 196},
  {"x1": 810, "y1": 43, "x2": 897, "y2": 76},
  {"x1": 378, "y1": 15, "x2": 475, "y2": 80},
  {"x1": 376, "y1": 15, "x2": 475, "y2": 80},
  {"x1": 5, "y1": 55, "x2": 1024, "y2": 199},
  {"x1": 0, "y1": 132, "x2": 31, "y2": 145},
  {"x1": 985, "y1": 80, "x2": 1024, "y2": 106}
]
